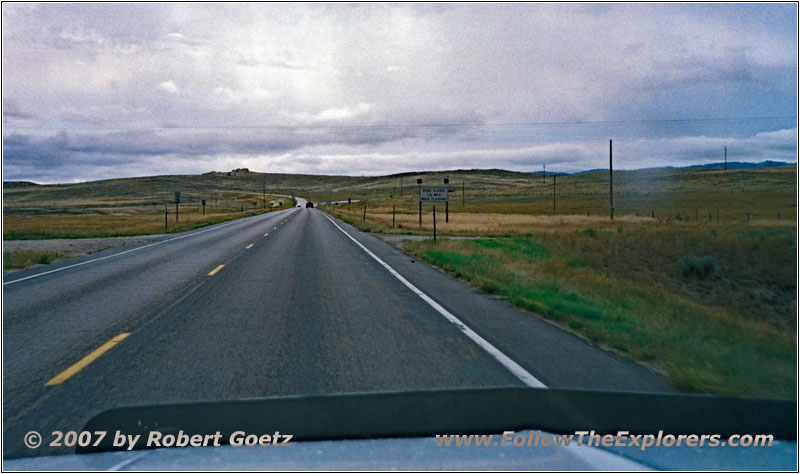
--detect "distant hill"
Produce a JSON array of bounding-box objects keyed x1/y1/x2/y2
[
  {"x1": 3, "y1": 181, "x2": 39, "y2": 187},
  {"x1": 683, "y1": 160, "x2": 796, "y2": 170},
  {"x1": 2, "y1": 161, "x2": 795, "y2": 189},
  {"x1": 570, "y1": 160, "x2": 795, "y2": 175}
]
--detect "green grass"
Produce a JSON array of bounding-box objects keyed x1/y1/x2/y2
[
  {"x1": 404, "y1": 233, "x2": 796, "y2": 398},
  {"x1": 3, "y1": 250, "x2": 62, "y2": 271},
  {"x1": 471, "y1": 238, "x2": 548, "y2": 259},
  {"x1": 678, "y1": 256, "x2": 719, "y2": 278}
]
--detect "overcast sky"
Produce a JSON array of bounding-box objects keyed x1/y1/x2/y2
[{"x1": 2, "y1": 3, "x2": 797, "y2": 183}]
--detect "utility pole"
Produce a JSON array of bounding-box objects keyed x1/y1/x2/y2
[
  {"x1": 609, "y1": 139, "x2": 614, "y2": 221},
  {"x1": 417, "y1": 178, "x2": 423, "y2": 227},
  {"x1": 724, "y1": 146, "x2": 727, "y2": 171},
  {"x1": 543, "y1": 164, "x2": 546, "y2": 184},
  {"x1": 553, "y1": 174, "x2": 556, "y2": 214},
  {"x1": 444, "y1": 178, "x2": 449, "y2": 223},
  {"x1": 462, "y1": 182, "x2": 465, "y2": 206},
  {"x1": 400, "y1": 177, "x2": 403, "y2": 197},
  {"x1": 263, "y1": 180, "x2": 266, "y2": 208}
]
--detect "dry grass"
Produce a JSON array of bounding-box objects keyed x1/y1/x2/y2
[
  {"x1": 333, "y1": 208, "x2": 656, "y2": 235},
  {"x1": 4, "y1": 195, "x2": 294, "y2": 239}
]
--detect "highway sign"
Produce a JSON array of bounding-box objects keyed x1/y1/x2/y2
[
  {"x1": 174, "y1": 192, "x2": 181, "y2": 204},
  {"x1": 420, "y1": 187, "x2": 448, "y2": 202}
]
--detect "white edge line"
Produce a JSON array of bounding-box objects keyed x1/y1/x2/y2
[
  {"x1": 3, "y1": 209, "x2": 293, "y2": 286},
  {"x1": 321, "y1": 212, "x2": 547, "y2": 389}
]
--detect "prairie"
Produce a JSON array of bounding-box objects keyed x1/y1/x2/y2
[{"x1": 3, "y1": 165, "x2": 796, "y2": 397}]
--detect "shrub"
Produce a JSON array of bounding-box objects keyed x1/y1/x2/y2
[
  {"x1": 36, "y1": 253, "x2": 56, "y2": 264},
  {"x1": 679, "y1": 256, "x2": 719, "y2": 279}
]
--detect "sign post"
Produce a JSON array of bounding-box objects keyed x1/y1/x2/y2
[
  {"x1": 174, "y1": 192, "x2": 181, "y2": 222},
  {"x1": 202, "y1": 199, "x2": 206, "y2": 216},
  {"x1": 420, "y1": 186, "x2": 448, "y2": 239},
  {"x1": 433, "y1": 205, "x2": 437, "y2": 241}
]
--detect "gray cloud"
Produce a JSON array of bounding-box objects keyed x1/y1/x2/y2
[{"x1": 1, "y1": 3, "x2": 796, "y2": 182}]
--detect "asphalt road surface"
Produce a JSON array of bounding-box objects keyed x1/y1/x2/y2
[{"x1": 3, "y1": 205, "x2": 670, "y2": 458}]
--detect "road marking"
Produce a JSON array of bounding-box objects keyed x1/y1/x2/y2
[
  {"x1": 208, "y1": 264, "x2": 225, "y2": 276},
  {"x1": 246, "y1": 243, "x2": 254, "y2": 249},
  {"x1": 273, "y1": 227, "x2": 277, "y2": 230},
  {"x1": 45, "y1": 333, "x2": 130, "y2": 386},
  {"x1": 264, "y1": 233, "x2": 269, "y2": 237},
  {"x1": 321, "y1": 213, "x2": 547, "y2": 389},
  {"x1": 3, "y1": 208, "x2": 295, "y2": 286}
]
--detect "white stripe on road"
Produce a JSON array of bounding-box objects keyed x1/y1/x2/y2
[
  {"x1": 321, "y1": 213, "x2": 547, "y2": 389},
  {"x1": 3, "y1": 209, "x2": 294, "y2": 286}
]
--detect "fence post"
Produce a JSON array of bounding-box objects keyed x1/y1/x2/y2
[{"x1": 433, "y1": 205, "x2": 437, "y2": 241}]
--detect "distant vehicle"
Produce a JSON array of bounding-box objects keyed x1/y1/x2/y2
[{"x1": 306, "y1": 202, "x2": 314, "y2": 208}]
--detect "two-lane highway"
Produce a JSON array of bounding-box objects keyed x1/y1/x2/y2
[{"x1": 3, "y1": 206, "x2": 670, "y2": 458}]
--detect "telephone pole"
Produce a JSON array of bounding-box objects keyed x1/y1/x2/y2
[
  {"x1": 417, "y1": 178, "x2": 423, "y2": 227},
  {"x1": 552, "y1": 174, "x2": 556, "y2": 214},
  {"x1": 609, "y1": 139, "x2": 614, "y2": 220},
  {"x1": 543, "y1": 164, "x2": 546, "y2": 184},
  {"x1": 724, "y1": 146, "x2": 727, "y2": 171}
]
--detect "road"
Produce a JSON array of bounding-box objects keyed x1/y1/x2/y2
[{"x1": 3, "y1": 206, "x2": 670, "y2": 458}]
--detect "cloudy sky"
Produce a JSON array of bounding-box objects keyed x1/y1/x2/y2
[{"x1": 2, "y1": 3, "x2": 797, "y2": 183}]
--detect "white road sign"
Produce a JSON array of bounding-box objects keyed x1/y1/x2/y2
[{"x1": 419, "y1": 187, "x2": 448, "y2": 202}]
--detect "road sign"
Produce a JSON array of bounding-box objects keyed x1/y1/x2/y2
[
  {"x1": 174, "y1": 192, "x2": 181, "y2": 204},
  {"x1": 419, "y1": 187, "x2": 448, "y2": 202}
]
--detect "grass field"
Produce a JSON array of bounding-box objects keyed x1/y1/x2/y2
[
  {"x1": 324, "y1": 165, "x2": 796, "y2": 398},
  {"x1": 3, "y1": 165, "x2": 796, "y2": 397},
  {"x1": 4, "y1": 189, "x2": 295, "y2": 239},
  {"x1": 399, "y1": 225, "x2": 795, "y2": 398}
]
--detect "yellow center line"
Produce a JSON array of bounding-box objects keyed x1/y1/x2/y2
[
  {"x1": 246, "y1": 243, "x2": 254, "y2": 249},
  {"x1": 208, "y1": 264, "x2": 225, "y2": 276},
  {"x1": 45, "y1": 333, "x2": 131, "y2": 386}
]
